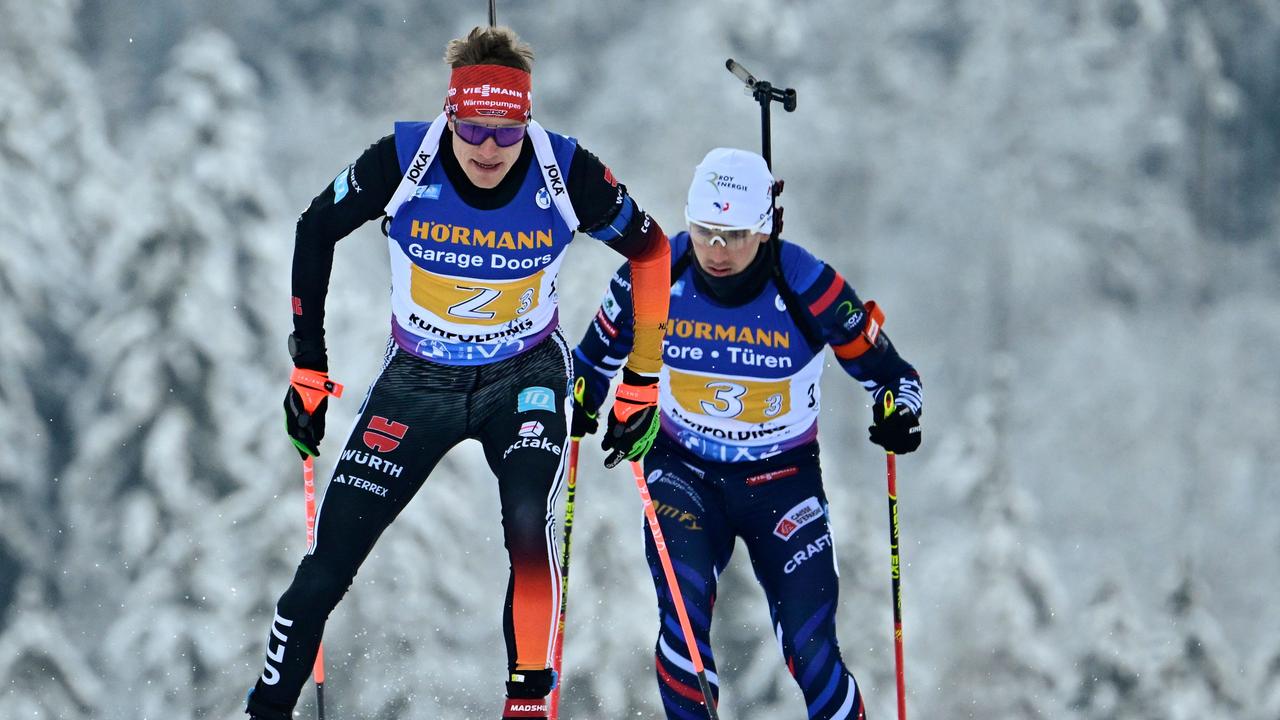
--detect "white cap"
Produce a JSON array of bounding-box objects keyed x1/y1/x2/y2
[{"x1": 685, "y1": 147, "x2": 774, "y2": 230}]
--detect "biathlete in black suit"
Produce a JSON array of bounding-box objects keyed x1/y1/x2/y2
[{"x1": 246, "y1": 26, "x2": 672, "y2": 720}]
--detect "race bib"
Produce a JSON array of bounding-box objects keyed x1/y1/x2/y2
[
  {"x1": 668, "y1": 368, "x2": 791, "y2": 424},
  {"x1": 410, "y1": 265, "x2": 542, "y2": 326}
]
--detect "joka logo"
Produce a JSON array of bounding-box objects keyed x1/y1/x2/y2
[
  {"x1": 543, "y1": 163, "x2": 565, "y2": 196},
  {"x1": 519, "y1": 420, "x2": 544, "y2": 438},
  {"x1": 362, "y1": 416, "x2": 408, "y2": 453},
  {"x1": 407, "y1": 151, "x2": 431, "y2": 183},
  {"x1": 535, "y1": 187, "x2": 552, "y2": 209},
  {"x1": 773, "y1": 496, "x2": 824, "y2": 541},
  {"x1": 517, "y1": 386, "x2": 555, "y2": 413}
]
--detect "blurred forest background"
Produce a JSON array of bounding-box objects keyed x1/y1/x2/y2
[{"x1": 1, "y1": 0, "x2": 1278, "y2": 718}]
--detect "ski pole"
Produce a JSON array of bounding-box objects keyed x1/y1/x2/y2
[
  {"x1": 303, "y1": 456, "x2": 327, "y2": 720},
  {"x1": 882, "y1": 391, "x2": 907, "y2": 720},
  {"x1": 548, "y1": 438, "x2": 580, "y2": 720},
  {"x1": 630, "y1": 461, "x2": 719, "y2": 719},
  {"x1": 488, "y1": 0, "x2": 497, "y2": 26}
]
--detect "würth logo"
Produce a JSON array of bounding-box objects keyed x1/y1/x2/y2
[{"x1": 363, "y1": 416, "x2": 408, "y2": 453}]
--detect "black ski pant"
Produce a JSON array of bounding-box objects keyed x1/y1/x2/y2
[
  {"x1": 642, "y1": 436, "x2": 867, "y2": 720},
  {"x1": 247, "y1": 334, "x2": 572, "y2": 719}
]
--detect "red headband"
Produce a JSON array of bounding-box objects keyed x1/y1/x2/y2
[{"x1": 445, "y1": 64, "x2": 532, "y2": 121}]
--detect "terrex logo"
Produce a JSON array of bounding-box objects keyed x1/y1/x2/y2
[
  {"x1": 519, "y1": 420, "x2": 544, "y2": 438},
  {"x1": 362, "y1": 416, "x2": 408, "y2": 453}
]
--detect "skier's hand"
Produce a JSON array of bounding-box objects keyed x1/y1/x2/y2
[
  {"x1": 284, "y1": 367, "x2": 344, "y2": 459},
  {"x1": 869, "y1": 385, "x2": 921, "y2": 455},
  {"x1": 601, "y1": 369, "x2": 660, "y2": 468},
  {"x1": 570, "y1": 376, "x2": 600, "y2": 440}
]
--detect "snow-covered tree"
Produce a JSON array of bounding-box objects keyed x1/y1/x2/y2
[
  {"x1": 51, "y1": 27, "x2": 295, "y2": 719},
  {"x1": 1153, "y1": 567, "x2": 1247, "y2": 720},
  {"x1": 0, "y1": 0, "x2": 121, "y2": 715},
  {"x1": 1257, "y1": 645, "x2": 1280, "y2": 720},
  {"x1": 1071, "y1": 581, "x2": 1163, "y2": 720},
  {"x1": 925, "y1": 389, "x2": 1072, "y2": 719}
]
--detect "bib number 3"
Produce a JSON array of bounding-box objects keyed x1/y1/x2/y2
[{"x1": 701, "y1": 381, "x2": 747, "y2": 418}]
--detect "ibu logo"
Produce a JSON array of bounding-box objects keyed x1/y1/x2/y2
[
  {"x1": 332, "y1": 165, "x2": 351, "y2": 203},
  {"x1": 414, "y1": 184, "x2": 442, "y2": 200},
  {"x1": 517, "y1": 386, "x2": 556, "y2": 413},
  {"x1": 535, "y1": 187, "x2": 551, "y2": 209}
]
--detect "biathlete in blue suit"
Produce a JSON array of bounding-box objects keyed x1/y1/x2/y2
[{"x1": 571, "y1": 148, "x2": 923, "y2": 720}]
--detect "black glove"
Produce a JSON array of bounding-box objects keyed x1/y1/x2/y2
[
  {"x1": 868, "y1": 389, "x2": 921, "y2": 454},
  {"x1": 601, "y1": 368, "x2": 660, "y2": 468},
  {"x1": 284, "y1": 367, "x2": 344, "y2": 458},
  {"x1": 570, "y1": 376, "x2": 600, "y2": 440}
]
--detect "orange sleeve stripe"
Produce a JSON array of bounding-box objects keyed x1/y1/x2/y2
[
  {"x1": 832, "y1": 300, "x2": 885, "y2": 361},
  {"x1": 807, "y1": 272, "x2": 846, "y2": 316},
  {"x1": 626, "y1": 235, "x2": 671, "y2": 375}
]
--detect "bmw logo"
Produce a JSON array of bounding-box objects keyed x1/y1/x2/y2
[{"x1": 536, "y1": 187, "x2": 552, "y2": 209}]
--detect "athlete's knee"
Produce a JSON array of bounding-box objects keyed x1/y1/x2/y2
[
  {"x1": 278, "y1": 555, "x2": 353, "y2": 614},
  {"x1": 506, "y1": 668, "x2": 557, "y2": 698}
]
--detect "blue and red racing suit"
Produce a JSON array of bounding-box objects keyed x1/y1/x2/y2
[{"x1": 573, "y1": 232, "x2": 921, "y2": 719}]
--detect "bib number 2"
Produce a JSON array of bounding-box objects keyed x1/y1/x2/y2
[{"x1": 448, "y1": 286, "x2": 501, "y2": 320}]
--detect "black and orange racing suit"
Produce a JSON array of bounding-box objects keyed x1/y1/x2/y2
[{"x1": 246, "y1": 126, "x2": 669, "y2": 720}]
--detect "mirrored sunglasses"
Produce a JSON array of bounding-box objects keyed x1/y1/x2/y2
[
  {"x1": 454, "y1": 119, "x2": 527, "y2": 148},
  {"x1": 686, "y1": 214, "x2": 761, "y2": 249}
]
